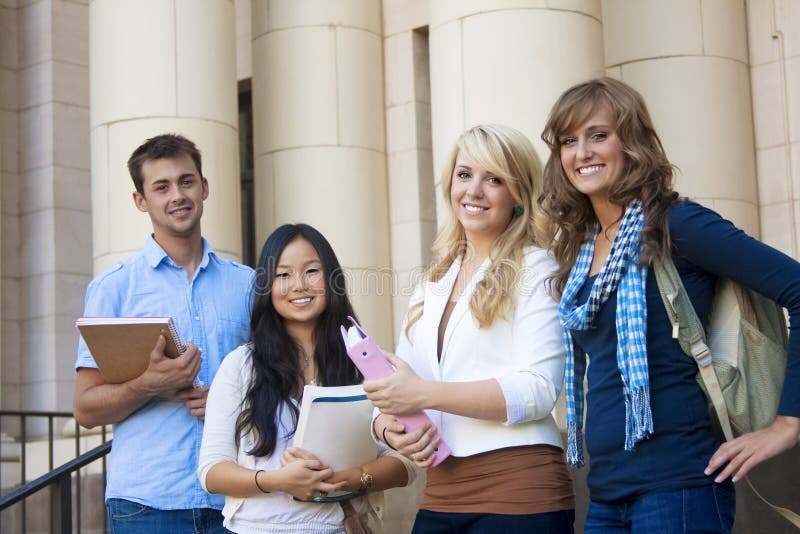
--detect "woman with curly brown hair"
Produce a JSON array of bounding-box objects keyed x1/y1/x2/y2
[{"x1": 540, "y1": 77, "x2": 800, "y2": 533}]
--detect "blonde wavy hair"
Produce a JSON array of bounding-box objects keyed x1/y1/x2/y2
[{"x1": 406, "y1": 124, "x2": 547, "y2": 333}]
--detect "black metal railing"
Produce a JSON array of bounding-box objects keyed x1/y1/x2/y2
[
  {"x1": 0, "y1": 441, "x2": 111, "y2": 533},
  {"x1": 0, "y1": 411, "x2": 111, "y2": 533}
]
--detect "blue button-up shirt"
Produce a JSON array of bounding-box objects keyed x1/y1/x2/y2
[{"x1": 76, "y1": 236, "x2": 254, "y2": 510}]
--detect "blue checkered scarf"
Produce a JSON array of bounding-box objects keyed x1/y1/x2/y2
[{"x1": 559, "y1": 200, "x2": 653, "y2": 467}]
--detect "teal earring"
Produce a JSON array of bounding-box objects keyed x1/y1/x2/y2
[{"x1": 513, "y1": 205, "x2": 524, "y2": 217}]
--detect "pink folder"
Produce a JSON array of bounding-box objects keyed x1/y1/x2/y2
[{"x1": 341, "y1": 316, "x2": 451, "y2": 467}]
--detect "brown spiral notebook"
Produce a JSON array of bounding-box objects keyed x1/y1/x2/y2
[{"x1": 76, "y1": 317, "x2": 186, "y2": 383}]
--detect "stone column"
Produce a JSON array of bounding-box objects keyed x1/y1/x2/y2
[
  {"x1": 603, "y1": 3, "x2": 800, "y2": 530},
  {"x1": 379, "y1": 4, "x2": 435, "y2": 530},
  {"x1": 251, "y1": 0, "x2": 393, "y2": 346},
  {"x1": 11, "y1": 0, "x2": 92, "y2": 412},
  {"x1": 235, "y1": 0, "x2": 253, "y2": 82},
  {"x1": 426, "y1": 0, "x2": 603, "y2": 439},
  {"x1": 382, "y1": 1, "x2": 435, "y2": 342},
  {"x1": 0, "y1": 115, "x2": 3, "y2": 407},
  {"x1": 747, "y1": 0, "x2": 800, "y2": 257},
  {"x1": 0, "y1": 0, "x2": 17, "y2": 409},
  {"x1": 603, "y1": 0, "x2": 758, "y2": 234},
  {"x1": 90, "y1": 0, "x2": 241, "y2": 274},
  {"x1": 428, "y1": 1, "x2": 605, "y2": 220}
]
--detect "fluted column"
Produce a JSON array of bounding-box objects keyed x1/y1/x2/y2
[
  {"x1": 747, "y1": 0, "x2": 800, "y2": 257},
  {"x1": 428, "y1": 0, "x2": 605, "y2": 221},
  {"x1": 10, "y1": 0, "x2": 92, "y2": 412},
  {"x1": 0, "y1": 1, "x2": 11, "y2": 409},
  {"x1": 0, "y1": 86, "x2": 4, "y2": 407},
  {"x1": 426, "y1": 1, "x2": 603, "y2": 452},
  {"x1": 90, "y1": 0, "x2": 241, "y2": 273},
  {"x1": 382, "y1": 2, "x2": 435, "y2": 341},
  {"x1": 251, "y1": 0, "x2": 393, "y2": 345},
  {"x1": 603, "y1": 0, "x2": 758, "y2": 234}
]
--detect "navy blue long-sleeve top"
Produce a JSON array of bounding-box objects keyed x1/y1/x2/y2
[{"x1": 572, "y1": 201, "x2": 800, "y2": 503}]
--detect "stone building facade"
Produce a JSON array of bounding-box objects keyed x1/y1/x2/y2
[{"x1": 1, "y1": 0, "x2": 799, "y2": 532}]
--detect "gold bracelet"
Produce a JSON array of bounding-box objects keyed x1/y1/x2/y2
[
  {"x1": 254, "y1": 469, "x2": 269, "y2": 493},
  {"x1": 358, "y1": 468, "x2": 374, "y2": 492}
]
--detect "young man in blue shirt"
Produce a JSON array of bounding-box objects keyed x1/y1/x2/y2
[{"x1": 73, "y1": 134, "x2": 254, "y2": 533}]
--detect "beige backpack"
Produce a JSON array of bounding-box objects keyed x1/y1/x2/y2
[{"x1": 654, "y1": 257, "x2": 799, "y2": 528}]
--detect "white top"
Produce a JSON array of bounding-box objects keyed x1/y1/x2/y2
[
  {"x1": 198, "y1": 345, "x2": 415, "y2": 534},
  {"x1": 397, "y1": 246, "x2": 566, "y2": 456}
]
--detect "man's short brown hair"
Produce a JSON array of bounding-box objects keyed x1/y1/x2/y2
[{"x1": 127, "y1": 134, "x2": 203, "y2": 195}]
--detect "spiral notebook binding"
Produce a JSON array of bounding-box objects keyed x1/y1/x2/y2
[{"x1": 167, "y1": 317, "x2": 186, "y2": 353}]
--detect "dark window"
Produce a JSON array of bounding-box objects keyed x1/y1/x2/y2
[{"x1": 238, "y1": 79, "x2": 255, "y2": 267}]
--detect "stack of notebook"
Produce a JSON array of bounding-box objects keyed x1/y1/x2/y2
[{"x1": 76, "y1": 317, "x2": 185, "y2": 383}]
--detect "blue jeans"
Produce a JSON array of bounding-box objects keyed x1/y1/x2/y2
[
  {"x1": 411, "y1": 508, "x2": 575, "y2": 533},
  {"x1": 584, "y1": 483, "x2": 735, "y2": 534},
  {"x1": 107, "y1": 498, "x2": 229, "y2": 534}
]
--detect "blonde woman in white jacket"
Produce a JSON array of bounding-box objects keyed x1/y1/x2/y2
[{"x1": 364, "y1": 125, "x2": 575, "y2": 534}]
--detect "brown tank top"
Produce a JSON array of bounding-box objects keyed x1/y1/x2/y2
[
  {"x1": 437, "y1": 299, "x2": 458, "y2": 359},
  {"x1": 421, "y1": 445, "x2": 575, "y2": 515}
]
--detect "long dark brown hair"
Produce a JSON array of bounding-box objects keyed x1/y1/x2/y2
[
  {"x1": 539, "y1": 77, "x2": 678, "y2": 294},
  {"x1": 236, "y1": 224, "x2": 362, "y2": 457}
]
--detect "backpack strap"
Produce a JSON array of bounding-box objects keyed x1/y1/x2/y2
[
  {"x1": 744, "y1": 477, "x2": 800, "y2": 527},
  {"x1": 653, "y1": 256, "x2": 734, "y2": 441},
  {"x1": 654, "y1": 257, "x2": 800, "y2": 529}
]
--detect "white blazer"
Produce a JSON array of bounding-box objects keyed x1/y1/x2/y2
[{"x1": 396, "y1": 246, "x2": 566, "y2": 457}]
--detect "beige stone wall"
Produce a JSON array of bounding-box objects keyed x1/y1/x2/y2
[
  {"x1": 0, "y1": 0, "x2": 92, "y2": 413},
  {"x1": 603, "y1": 0, "x2": 758, "y2": 235},
  {"x1": 251, "y1": 0, "x2": 394, "y2": 347},
  {"x1": 379, "y1": 2, "x2": 433, "y2": 529},
  {"x1": 382, "y1": 0, "x2": 435, "y2": 342},
  {"x1": 428, "y1": 0, "x2": 605, "y2": 222},
  {"x1": 1, "y1": 0, "x2": 785, "y2": 416},
  {"x1": 90, "y1": 0, "x2": 242, "y2": 274},
  {"x1": 0, "y1": 1, "x2": 799, "y2": 531},
  {"x1": 748, "y1": 0, "x2": 800, "y2": 256},
  {"x1": 1, "y1": 0, "x2": 19, "y2": 411},
  {"x1": 235, "y1": 0, "x2": 253, "y2": 82},
  {"x1": 0, "y1": 1, "x2": 795, "y2": 408},
  {"x1": 0, "y1": 101, "x2": 3, "y2": 407},
  {"x1": 427, "y1": 1, "x2": 603, "y2": 431}
]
